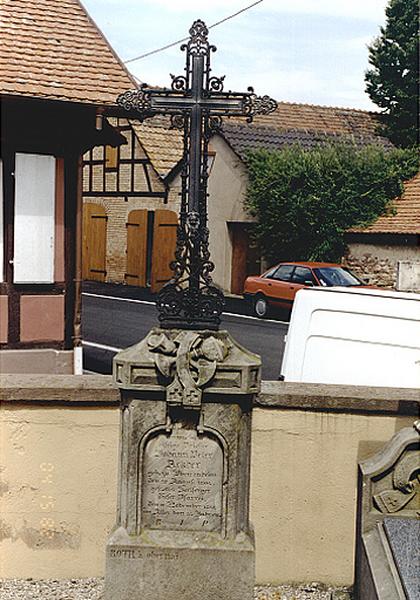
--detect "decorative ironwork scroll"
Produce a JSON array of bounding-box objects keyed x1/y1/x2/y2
[{"x1": 117, "y1": 19, "x2": 277, "y2": 330}]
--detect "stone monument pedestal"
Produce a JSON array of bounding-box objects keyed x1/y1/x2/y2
[
  {"x1": 104, "y1": 328, "x2": 260, "y2": 600},
  {"x1": 106, "y1": 529, "x2": 254, "y2": 600}
]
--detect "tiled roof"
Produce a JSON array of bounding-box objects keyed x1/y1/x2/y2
[
  {"x1": 246, "y1": 101, "x2": 381, "y2": 136},
  {"x1": 350, "y1": 173, "x2": 420, "y2": 235},
  {"x1": 130, "y1": 102, "x2": 389, "y2": 178},
  {"x1": 130, "y1": 116, "x2": 183, "y2": 179},
  {"x1": 220, "y1": 122, "x2": 392, "y2": 158},
  {"x1": 0, "y1": 0, "x2": 136, "y2": 106}
]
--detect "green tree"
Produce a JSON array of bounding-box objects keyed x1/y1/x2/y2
[
  {"x1": 245, "y1": 143, "x2": 419, "y2": 264},
  {"x1": 365, "y1": 0, "x2": 419, "y2": 147}
]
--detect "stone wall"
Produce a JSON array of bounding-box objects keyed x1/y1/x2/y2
[
  {"x1": 1, "y1": 374, "x2": 418, "y2": 586},
  {"x1": 344, "y1": 240, "x2": 420, "y2": 288},
  {"x1": 397, "y1": 260, "x2": 420, "y2": 291}
]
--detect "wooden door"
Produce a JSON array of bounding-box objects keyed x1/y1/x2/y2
[
  {"x1": 82, "y1": 203, "x2": 107, "y2": 281},
  {"x1": 151, "y1": 210, "x2": 178, "y2": 293},
  {"x1": 230, "y1": 223, "x2": 249, "y2": 295},
  {"x1": 230, "y1": 223, "x2": 261, "y2": 295},
  {"x1": 125, "y1": 209, "x2": 148, "y2": 287}
]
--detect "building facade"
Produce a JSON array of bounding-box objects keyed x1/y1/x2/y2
[
  {"x1": 0, "y1": 0, "x2": 137, "y2": 373},
  {"x1": 345, "y1": 173, "x2": 420, "y2": 289}
]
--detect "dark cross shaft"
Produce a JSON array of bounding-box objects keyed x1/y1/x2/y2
[
  {"x1": 118, "y1": 19, "x2": 277, "y2": 330},
  {"x1": 150, "y1": 55, "x2": 244, "y2": 213}
]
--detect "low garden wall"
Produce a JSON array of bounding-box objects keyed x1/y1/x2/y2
[{"x1": 1, "y1": 374, "x2": 418, "y2": 586}]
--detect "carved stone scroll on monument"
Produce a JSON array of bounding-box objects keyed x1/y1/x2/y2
[{"x1": 355, "y1": 421, "x2": 420, "y2": 600}]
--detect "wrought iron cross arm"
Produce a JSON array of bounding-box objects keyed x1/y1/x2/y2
[
  {"x1": 117, "y1": 85, "x2": 156, "y2": 119},
  {"x1": 117, "y1": 85, "x2": 277, "y2": 122}
]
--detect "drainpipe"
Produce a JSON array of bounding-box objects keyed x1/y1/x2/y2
[{"x1": 73, "y1": 154, "x2": 83, "y2": 374}]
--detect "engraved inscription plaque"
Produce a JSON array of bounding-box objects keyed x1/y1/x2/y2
[{"x1": 142, "y1": 425, "x2": 223, "y2": 532}]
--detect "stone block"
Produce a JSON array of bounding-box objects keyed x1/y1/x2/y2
[
  {"x1": 383, "y1": 517, "x2": 420, "y2": 600},
  {"x1": 105, "y1": 528, "x2": 254, "y2": 600},
  {"x1": 397, "y1": 261, "x2": 420, "y2": 292}
]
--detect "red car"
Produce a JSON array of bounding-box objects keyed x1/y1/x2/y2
[{"x1": 243, "y1": 261, "x2": 367, "y2": 318}]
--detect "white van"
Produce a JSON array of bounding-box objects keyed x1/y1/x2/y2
[{"x1": 280, "y1": 287, "x2": 420, "y2": 389}]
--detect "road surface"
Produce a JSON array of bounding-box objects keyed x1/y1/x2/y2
[{"x1": 82, "y1": 285, "x2": 288, "y2": 380}]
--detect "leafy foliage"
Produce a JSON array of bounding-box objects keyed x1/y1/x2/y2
[
  {"x1": 365, "y1": 0, "x2": 419, "y2": 147},
  {"x1": 245, "y1": 143, "x2": 419, "y2": 264}
]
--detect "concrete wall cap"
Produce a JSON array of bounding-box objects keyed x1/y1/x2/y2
[{"x1": 1, "y1": 374, "x2": 419, "y2": 415}]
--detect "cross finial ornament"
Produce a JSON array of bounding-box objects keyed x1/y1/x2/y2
[{"x1": 118, "y1": 19, "x2": 277, "y2": 330}]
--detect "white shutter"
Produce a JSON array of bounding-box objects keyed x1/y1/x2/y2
[
  {"x1": 0, "y1": 159, "x2": 3, "y2": 282},
  {"x1": 13, "y1": 153, "x2": 56, "y2": 283}
]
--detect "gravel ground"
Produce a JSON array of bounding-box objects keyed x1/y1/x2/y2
[{"x1": 0, "y1": 578, "x2": 352, "y2": 600}]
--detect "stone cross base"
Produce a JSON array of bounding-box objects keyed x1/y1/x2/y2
[
  {"x1": 105, "y1": 527, "x2": 254, "y2": 600},
  {"x1": 105, "y1": 329, "x2": 261, "y2": 600}
]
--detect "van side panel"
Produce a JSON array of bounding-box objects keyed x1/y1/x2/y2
[{"x1": 281, "y1": 288, "x2": 420, "y2": 389}]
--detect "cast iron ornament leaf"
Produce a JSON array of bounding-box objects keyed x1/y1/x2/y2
[
  {"x1": 117, "y1": 84, "x2": 152, "y2": 114},
  {"x1": 242, "y1": 88, "x2": 279, "y2": 122}
]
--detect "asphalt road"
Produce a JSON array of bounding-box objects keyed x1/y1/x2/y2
[{"x1": 82, "y1": 285, "x2": 288, "y2": 380}]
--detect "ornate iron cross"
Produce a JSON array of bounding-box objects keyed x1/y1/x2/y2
[{"x1": 118, "y1": 19, "x2": 277, "y2": 330}]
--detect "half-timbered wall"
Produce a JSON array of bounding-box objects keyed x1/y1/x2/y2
[
  {"x1": 82, "y1": 119, "x2": 181, "y2": 284},
  {"x1": 0, "y1": 99, "x2": 84, "y2": 358},
  {"x1": 83, "y1": 119, "x2": 167, "y2": 197}
]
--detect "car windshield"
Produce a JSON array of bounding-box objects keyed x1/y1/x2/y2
[{"x1": 313, "y1": 267, "x2": 363, "y2": 287}]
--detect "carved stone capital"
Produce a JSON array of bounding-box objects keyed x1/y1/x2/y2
[{"x1": 113, "y1": 328, "x2": 261, "y2": 400}]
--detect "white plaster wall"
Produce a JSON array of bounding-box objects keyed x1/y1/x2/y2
[
  {"x1": 0, "y1": 402, "x2": 413, "y2": 585},
  {"x1": 0, "y1": 404, "x2": 119, "y2": 579},
  {"x1": 250, "y1": 409, "x2": 413, "y2": 586},
  {"x1": 207, "y1": 136, "x2": 252, "y2": 292},
  {"x1": 170, "y1": 136, "x2": 251, "y2": 293}
]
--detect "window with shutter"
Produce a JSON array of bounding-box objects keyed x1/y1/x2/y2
[
  {"x1": 13, "y1": 153, "x2": 56, "y2": 283},
  {"x1": 105, "y1": 145, "x2": 118, "y2": 170}
]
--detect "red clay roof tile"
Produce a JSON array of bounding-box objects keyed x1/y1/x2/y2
[
  {"x1": 0, "y1": 0, "x2": 137, "y2": 106},
  {"x1": 351, "y1": 173, "x2": 420, "y2": 235}
]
